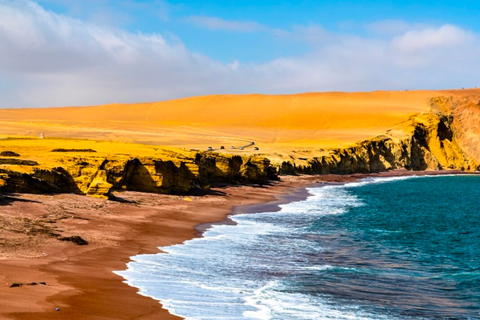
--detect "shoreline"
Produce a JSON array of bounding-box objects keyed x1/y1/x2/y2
[
  {"x1": 196, "y1": 169, "x2": 478, "y2": 238},
  {"x1": 195, "y1": 180, "x2": 318, "y2": 236},
  {"x1": 0, "y1": 175, "x2": 322, "y2": 319},
  {"x1": 0, "y1": 170, "x2": 477, "y2": 319}
]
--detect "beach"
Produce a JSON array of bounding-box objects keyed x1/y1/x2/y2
[
  {"x1": 0, "y1": 170, "x2": 471, "y2": 319},
  {"x1": 0, "y1": 175, "x2": 325, "y2": 320}
]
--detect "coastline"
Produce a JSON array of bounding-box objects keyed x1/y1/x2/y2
[
  {"x1": 0, "y1": 175, "x2": 321, "y2": 319},
  {"x1": 0, "y1": 170, "x2": 476, "y2": 319}
]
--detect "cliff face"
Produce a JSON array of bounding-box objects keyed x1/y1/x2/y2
[
  {"x1": 432, "y1": 95, "x2": 480, "y2": 162},
  {"x1": 0, "y1": 153, "x2": 277, "y2": 199},
  {"x1": 279, "y1": 97, "x2": 479, "y2": 175}
]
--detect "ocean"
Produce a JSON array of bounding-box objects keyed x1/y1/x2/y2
[{"x1": 116, "y1": 175, "x2": 480, "y2": 320}]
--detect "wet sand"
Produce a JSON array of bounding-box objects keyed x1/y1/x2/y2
[{"x1": 0, "y1": 170, "x2": 474, "y2": 319}]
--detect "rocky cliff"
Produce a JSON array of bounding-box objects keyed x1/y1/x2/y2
[
  {"x1": 278, "y1": 95, "x2": 480, "y2": 174},
  {"x1": 0, "y1": 153, "x2": 277, "y2": 199}
]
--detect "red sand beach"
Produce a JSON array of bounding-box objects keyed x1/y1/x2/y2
[{"x1": 0, "y1": 170, "x2": 473, "y2": 319}]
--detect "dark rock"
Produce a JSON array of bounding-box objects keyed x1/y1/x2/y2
[
  {"x1": 51, "y1": 149, "x2": 97, "y2": 153},
  {"x1": 0, "y1": 158, "x2": 38, "y2": 166},
  {"x1": 59, "y1": 235, "x2": 88, "y2": 245},
  {"x1": 0, "y1": 151, "x2": 20, "y2": 157},
  {"x1": 9, "y1": 282, "x2": 47, "y2": 288}
]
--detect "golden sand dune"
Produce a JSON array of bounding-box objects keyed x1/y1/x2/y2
[
  {"x1": 0, "y1": 91, "x2": 440, "y2": 126},
  {"x1": 0, "y1": 90, "x2": 454, "y2": 157},
  {"x1": 0, "y1": 89, "x2": 478, "y2": 160}
]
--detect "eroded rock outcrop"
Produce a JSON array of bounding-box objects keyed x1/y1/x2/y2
[
  {"x1": 278, "y1": 100, "x2": 479, "y2": 175},
  {"x1": 0, "y1": 153, "x2": 277, "y2": 199},
  {"x1": 0, "y1": 167, "x2": 80, "y2": 194},
  {"x1": 0, "y1": 151, "x2": 20, "y2": 157}
]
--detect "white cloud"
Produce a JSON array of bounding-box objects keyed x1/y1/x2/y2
[
  {"x1": 184, "y1": 15, "x2": 265, "y2": 32},
  {"x1": 389, "y1": 25, "x2": 478, "y2": 68},
  {"x1": 250, "y1": 24, "x2": 480, "y2": 93},
  {"x1": 392, "y1": 24, "x2": 473, "y2": 52},
  {"x1": 0, "y1": 1, "x2": 480, "y2": 109},
  {"x1": 0, "y1": 0, "x2": 238, "y2": 107}
]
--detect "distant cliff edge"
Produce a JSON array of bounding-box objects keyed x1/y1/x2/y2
[{"x1": 279, "y1": 95, "x2": 480, "y2": 174}]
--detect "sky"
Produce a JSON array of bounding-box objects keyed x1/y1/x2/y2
[{"x1": 1, "y1": 0, "x2": 480, "y2": 108}]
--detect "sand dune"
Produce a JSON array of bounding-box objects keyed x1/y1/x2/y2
[
  {"x1": 0, "y1": 91, "x2": 437, "y2": 126},
  {"x1": 0, "y1": 89, "x2": 478, "y2": 156}
]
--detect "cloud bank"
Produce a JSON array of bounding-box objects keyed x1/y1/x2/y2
[{"x1": 0, "y1": 0, "x2": 480, "y2": 108}]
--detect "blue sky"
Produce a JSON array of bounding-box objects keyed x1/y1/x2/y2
[
  {"x1": 1, "y1": 0, "x2": 480, "y2": 108},
  {"x1": 35, "y1": 0, "x2": 480, "y2": 62}
]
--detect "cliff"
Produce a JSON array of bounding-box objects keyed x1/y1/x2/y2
[
  {"x1": 1, "y1": 91, "x2": 480, "y2": 199},
  {"x1": 278, "y1": 95, "x2": 480, "y2": 174},
  {"x1": 0, "y1": 152, "x2": 277, "y2": 199}
]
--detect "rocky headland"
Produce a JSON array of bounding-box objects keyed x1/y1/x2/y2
[{"x1": 0, "y1": 150, "x2": 276, "y2": 199}]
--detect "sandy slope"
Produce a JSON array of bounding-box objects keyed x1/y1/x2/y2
[
  {"x1": 0, "y1": 90, "x2": 447, "y2": 147},
  {"x1": 0, "y1": 89, "x2": 478, "y2": 164}
]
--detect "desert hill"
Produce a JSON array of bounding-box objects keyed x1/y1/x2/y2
[
  {"x1": 0, "y1": 90, "x2": 446, "y2": 151},
  {"x1": 0, "y1": 88, "x2": 479, "y2": 198}
]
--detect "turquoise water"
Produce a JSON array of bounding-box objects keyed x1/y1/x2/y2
[
  {"x1": 117, "y1": 175, "x2": 480, "y2": 319},
  {"x1": 323, "y1": 175, "x2": 480, "y2": 318}
]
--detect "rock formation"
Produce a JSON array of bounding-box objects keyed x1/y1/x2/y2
[
  {"x1": 1, "y1": 93, "x2": 480, "y2": 199},
  {"x1": 0, "y1": 153, "x2": 277, "y2": 199},
  {"x1": 278, "y1": 96, "x2": 479, "y2": 174}
]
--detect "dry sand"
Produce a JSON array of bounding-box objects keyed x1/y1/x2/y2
[
  {"x1": 1, "y1": 89, "x2": 478, "y2": 167},
  {"x1": 1, "y1": 89, "x2": 473, "y2": 156}
]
